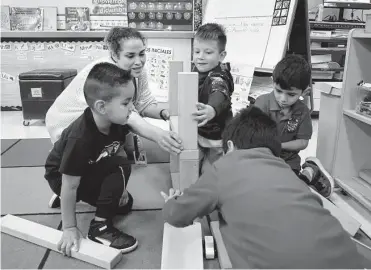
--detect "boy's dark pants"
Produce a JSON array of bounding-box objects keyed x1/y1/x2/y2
[{"x1": 48, "y1": 156, "x2": 132, "y2": 220}]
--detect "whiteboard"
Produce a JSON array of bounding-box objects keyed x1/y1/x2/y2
[{"x1": 203, "y1": 0, "x2": 298, "y2": 70}]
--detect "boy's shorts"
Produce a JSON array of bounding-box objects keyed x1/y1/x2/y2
[{"x1": 48, "y1": 154, "x2": 132, "y2": 207}]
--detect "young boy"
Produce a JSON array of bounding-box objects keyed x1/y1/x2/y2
[
  {"x1": 162, "y1": 106, "x2": 364, "y2": 269},
  {"x1": 254, "y1": 55, "x2": 334, "y2": 198},
  {"x1": 44, "y1": 63, "x2": 138, "y2": 257},
  {"x1": 191, "y1": 23, "x2": 234, "y2": 174}
]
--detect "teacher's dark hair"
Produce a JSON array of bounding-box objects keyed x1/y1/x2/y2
[{"x1": 105, "y1": 27, "x2": 146, "y2": 58}]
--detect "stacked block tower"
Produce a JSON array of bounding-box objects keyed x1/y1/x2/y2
[{"x1": 168, "y1": 60, "x2": 199, "y2": 191}]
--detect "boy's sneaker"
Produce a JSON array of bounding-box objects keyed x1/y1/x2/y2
[
  {"x1": 88, "y1": 219, "x2": 138, "y2": 253},
  {"x1": 48, "y1": 194, "x2": 61, "y2": 208},
  {"x1": 302, "y1": 157, "x2": 335, "y2": 198}
]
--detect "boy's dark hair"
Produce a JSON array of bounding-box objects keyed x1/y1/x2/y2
[
  {"x1": 195, "y1": 23, "x2": 227, "y2": 52},
  {"x1": 273, "y1": 55, "x2": 311, "y2": 91},
  {"x1": 105, "y1": 27, "x2": 145, "y2": 57},
  {"x1": 222, "y1": 106, "x2": 281, "y2": 157},
  {"x1": 84, "y1": 63, "x2": 133, "y2": 108}
]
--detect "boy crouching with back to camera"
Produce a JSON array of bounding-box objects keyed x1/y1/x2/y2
[
  {"x1": 191, "y1": 23, "x2": 234, "y2": 174},
  {"x1": 161, "y1": 106, "x2": 364, "y2": 269},
  {"x1": 254, "y1": 55, "x2": 335, "y2": 198},
  {"x1": 44, "y1": 63, "x2": 138, "y2": 256}
]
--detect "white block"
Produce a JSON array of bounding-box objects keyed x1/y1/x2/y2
[
  {"x1": 161, "y1": 222, "x2": 203, "y2": 269},
  {"x1": 0, "y1": 215, "x2": 122, "y2": 269}
]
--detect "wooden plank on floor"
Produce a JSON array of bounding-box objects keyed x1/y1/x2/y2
[
  {"x1": 310, "y1": 188, "x2": 360, "y2": 236},
  {"x1": 161, "y1": 222, "x2": 203, "y2": 269},
  {"x1": 0, "y1": 215, "x2": 122, "y2": 269},
  {"x1": 210, "y1": 221, "x2": 232, "y2": 269},
  {"x1": 330, "y1": 192, "x2": 371, "y2": 238}
]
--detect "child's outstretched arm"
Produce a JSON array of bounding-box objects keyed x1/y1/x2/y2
[
  {"x1": 58, "y1": 174, "x2": 83, "y2": 257},
  {"x1": 162, "y1": 165, "x2": 220, "y2": 227}
]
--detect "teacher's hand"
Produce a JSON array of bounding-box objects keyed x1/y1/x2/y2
[{"x1": 156, "y1": 129, "x2": 183, "y2": 154}]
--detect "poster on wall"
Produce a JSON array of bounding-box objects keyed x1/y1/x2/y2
[
  {"x1": 127, "y1": 0, "x2": 193, "y2": 31},
  {"x1": 230, "y1": 63, "x2": 254, "y2": 114},
  {"x1": 145, "y1": 46, "x2": 173, "y2": 102},
  {"x1": 10, "y1": 7, "x2": 44, "y2": 31}
]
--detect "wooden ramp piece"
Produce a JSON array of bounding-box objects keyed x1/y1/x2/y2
[
  {"x1": 310, "y1": 188, "x2": 360, "y2": 236},
  {"x1": 161, "y1": 222, "x2": 203, "y2": 269},
  {"x1": 210, "y1": 221, "x2": 232, "y2": 269},
  {"x1": 0, "y1": 214, "x2": 122, "y2": 269}
]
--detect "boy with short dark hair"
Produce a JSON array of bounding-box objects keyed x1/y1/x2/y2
[
  {"x1": 191, "y1": 23, "x2": 234, "y2": 174},
  {"x1": 162, "y1": 106, "x2": 364, "y2": 269},
  {"x1": 254, "y1": 55, "x2": 334, "y2": 198},
  {"x1": 45, "y1": 63, "x2": 138, "y2": 257}
]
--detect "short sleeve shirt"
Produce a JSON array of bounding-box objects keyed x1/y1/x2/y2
[
  {"x1": 254, "y1": 91, "x2": 312, "y2": 171},
  {"x1": 45, "y1": 108, "x2": 130, "y2": 181}
]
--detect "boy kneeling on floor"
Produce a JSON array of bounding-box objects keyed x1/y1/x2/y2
[
  {"x1": 45, "y1": 63, "x2": 138, "y2": 256},
  {"x1": 162, "y1": 106, "x2": 364, "y2": 269}
]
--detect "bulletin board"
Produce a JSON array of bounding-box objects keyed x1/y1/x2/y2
[{"x1": 0, "y1": 41, "x2": 109, "y2": 107}]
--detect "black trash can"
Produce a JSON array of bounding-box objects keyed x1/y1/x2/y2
[{"x1": 18, "y1": 69, "x2": 77, "y2": 126}]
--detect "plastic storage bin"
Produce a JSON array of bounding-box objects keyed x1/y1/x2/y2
[{"x1": 18, "y1": 69, "x2": 77, "y2": 126}]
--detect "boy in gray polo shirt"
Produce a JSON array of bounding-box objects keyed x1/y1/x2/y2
[
  {"x1": 254, "y1": 55, "x2": 334, "y2": 198},
  {"x1": 162, "y1": 106, "x2": 363, "y2": 269}
]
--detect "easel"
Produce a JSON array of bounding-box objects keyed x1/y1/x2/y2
[{"x1": 204, "y1": 0, "x2": 314, "y2": 112}]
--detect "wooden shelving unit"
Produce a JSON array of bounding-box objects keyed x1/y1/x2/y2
[
  {"x1": 330, "y1": 29, "x2": 371, "y2": 237},
  {"x1": 309, "y1": 21, "x2": 366, "y2": 114}
]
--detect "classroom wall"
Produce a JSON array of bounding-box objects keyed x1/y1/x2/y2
[
  {"x1": 1, "y1": 0, "x2": 99, "y2": 14},
  {"x1": 202, "y1": 0, "x2": 370, "y2": 22}
]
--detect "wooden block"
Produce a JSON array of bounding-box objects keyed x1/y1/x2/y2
[
  {"x1": 170, "y1": 153, "x2": 179, "y2": 173},
  {"x1": 169, "y1": 115, "x2": 179, "y2": 133},
  {"x1": 168, "y1": 61, "x2": 183, "y2": 116},
  {"x1": 179, "y1": 149, "x2": 199, "y2": 160},
  {"x1": 171, "y1": 172, "x2": 180, "y2": 190},
  {"x1": 0, "y1": 214, "x2": 122, "y2": 269},
  {"x1": 310, "y1": 188, "x2": 360, "y2": 236},
  {"x1": 179, "y1": 159, "x2": 199, "y2": 191},
  {"x1": 330, "y1": 192, "x2": 371, "y2": 237},
  {"x1": 161, "y1": 222, "x2": 203, "y2": 269},
  {"x1": 210, "y1": 221, "x2": 232, "y2": 269},
  {"x1": 178, "y1": 72, "x2": 198, "y2": 150},
  {"x1": 335, "y1": 177, "x2": 371, "y2": 210}
]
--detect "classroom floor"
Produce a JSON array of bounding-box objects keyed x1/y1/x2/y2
[{"x1": 0, "y1": 111, "x2": 320, "y2": 269}]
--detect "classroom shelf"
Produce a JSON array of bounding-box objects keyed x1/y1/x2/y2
[
  {"x1": 310, "y1": 36, "x2": 348, "y2": 42},
  {"x1": 0, "y1": 31, "x2": 194, "y2": 39},
  {"x1": 352, "y1": 30, "x2": 371, "y2": 39},
  {"x1": 343, "y1": 109, "x2": 371, "y2": 126},
  {"x1": 330, "y1": 30, "x2": 371, "y2": 236},
  {"x1": 360, "y1": 170, "x2": 371, "y2": 185},
  {"x1": 311, "y1": 47, "x2": 347, "y2": 53}
]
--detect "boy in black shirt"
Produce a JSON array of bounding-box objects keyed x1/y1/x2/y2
[
  {"x1": 45, "y1": 63, "x2": 137, "y2": 256},
  {"x1": 192, "y1": 23, "x2": 234, "y2": 174}
]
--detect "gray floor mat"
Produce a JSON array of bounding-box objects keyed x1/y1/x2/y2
[
  {"x1": 1, "y1": 139, "x2": 20, "y2": 154},
  {"x1": 1, "y1": 164, "x2": 171, "y2": 215},
  {"x1": 1, "y1": 215, "x2": 61, "y2": 269},
  {"x1": 1, "y1": 139, "x2": 52, "y2": 167}
]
